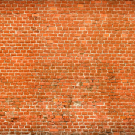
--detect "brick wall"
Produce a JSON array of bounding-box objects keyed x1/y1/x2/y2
[{"x1": 0, "y1": 0, "x2": 135, "y2": 134}]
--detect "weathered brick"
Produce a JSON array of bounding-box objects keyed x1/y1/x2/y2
[{"x1": 0, "y1": 0, "x2": 135, "y2": 134}]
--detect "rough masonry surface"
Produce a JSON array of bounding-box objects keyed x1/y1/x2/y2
[{"x1": 0, "y1": 0, "x2": 135, "y2": 134}]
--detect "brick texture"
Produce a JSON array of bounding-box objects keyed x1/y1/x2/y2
[{"x1": 0, "y1": 0, "x2": 135, "y2": 134}]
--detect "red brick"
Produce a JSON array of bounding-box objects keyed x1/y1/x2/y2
[
  {"x1": 50, "y1": 129, "x2": 58, "y2": 132},
  {"x1": 49, "y1": 27, "x2": 57, "y2": 30},
  {"x1": 126, "y1": 1, "x2": 132, "y2": 4},
  {"x1": 78, "y1": 4, "x2": 84, "y2": 7},
  {"x1": 0, "y1": 0, "x2": 134, "y2": 134},
  {"x1": 113, "y1": 133, "x2": 120, "y2": 135},
  {"x1": 50, "y1": 7, "x2": 57, "y2": 10}
]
